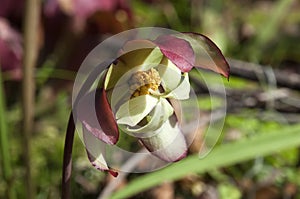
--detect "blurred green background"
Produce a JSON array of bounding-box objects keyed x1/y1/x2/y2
[{"x1": 0, "y1": 0, "x2": 300, "y2": 198}]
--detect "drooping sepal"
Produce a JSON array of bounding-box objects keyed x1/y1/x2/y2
[
  {"x1": 76, "y1": 88, "x2": 119, "y2": 145},
  {"x1": 95, "y1": 88, "x2": 119, "y2": 143},
  {"x1": 83, "y1": 127, "x2": 118, "y2": 177}
]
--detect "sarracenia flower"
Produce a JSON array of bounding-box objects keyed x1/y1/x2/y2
[{"x1": 75, "y1": 33, "x2": 229, "y2": 176}]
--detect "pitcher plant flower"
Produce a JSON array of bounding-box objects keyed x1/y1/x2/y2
[{"x1": 71, "y1": 32, "x2": 230, "y2": 177}]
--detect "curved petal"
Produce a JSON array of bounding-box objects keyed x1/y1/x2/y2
[
  {"x1": 120, "y1": 39, "x2": 156, "y2": 54},
  {"x1": 76, "y1": 88, "x2": 119, "y2": 145},
  {"x1": 164, "y1": 72, "x2": 190, "y2": 100},
  {"x1": 142, "y1": 47, "x2": 164, "y2": 68},
  {"x1": 83, "y1": 127, "x2": 118, "y2": 177},
  {"x1": 140, "y1": 116, "x2": 187, "y2": 162},
  {"x1": 116, "y1": 95, "x2": 159, "y2": 127},
  {"x1": 120, "y1": 40, "x2": 164, "y2": 68},
  {"x1": 108, "y1": 83, "x2": 131, "y2": 113},
  {"x1": 154, "y1": 35, "x2": 195, "y2": 72},
  {"x1": 152, "y1": 72, "x2": 190, "y2": 100},
  {"x1": 107, "y1": 45, "x2": 163, "y2": 113},
  {"x1": 181, "y1": 33, "x2": 230, "y2": 79},
  {"x1": 157, "y1": 57, "x2": 182, "y2": 91},
  {"x1": 105, "y1": 46, "x2": 163, "y2": 90},
  {"x1": 120, "y1": 98, "x2": 174, "y2": 137}
]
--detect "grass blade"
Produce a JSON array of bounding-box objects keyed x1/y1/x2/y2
[
  {"x1": 111, "y1": 124, "x2": 300, "y2": 199},
  {"x1": 0, "y1": 71, "x2": 16, "y2": 199}
]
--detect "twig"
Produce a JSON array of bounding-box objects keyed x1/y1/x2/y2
[
  {"x1": 22, "y1": 0, "x2": 41, "y2": 198},
  {"x1": 227, "y1": 59, "x2": 300, "y2": 91},
  {"x1": 190, "y1": 68, "x2": 300, "y2": 114},
  {"x1": 97, "y1": 149, "x2": 148, "y2": 199}
]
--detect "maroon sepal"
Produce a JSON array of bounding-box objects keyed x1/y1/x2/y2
[
  {"x1": 95, "y1": 88, "x2": 119, "y2": 144},
  {"x1": 108, "y1": 170, "x2": 119, "y2": 177},
  {"x1": 86, "y1": 149, "x2": 119, "y2": 177},
  {"x1": 183, "y1": 32, "x2": 230, "y2": 79},
  {"x1": 83, "y1": 127, "x2": 119, "y2": 177},
  {"x1": 76, "y1": 89, "x2": 119, "y2": 145},
  {"x1": 154, "y1": 34, "x2": 195, "y2": 72}
]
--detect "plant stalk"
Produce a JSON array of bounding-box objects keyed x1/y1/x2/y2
[
  {"x1": 0, "y1": 71, "x2": 16, "y2": 199},
  {"x1": 61, "y1": 61, "x2": 111, "y2": 198},
  {"x1": 62, "y1": 113, "x2": 75, "y2": 199},
  {"x1": 22, "y1": 0, "x2": 41, "y2": 198}
]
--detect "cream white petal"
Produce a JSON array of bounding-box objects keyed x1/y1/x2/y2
[
  {"x1": 140, "y1": 117, "x2": 187, "y2": 162},
  {"x1": 157, "y1": 57, "x2": 182, "y2": 91},
  {"x1": 141, "y1": 47, "x2": 164, "y2": 71},
  {"x1": 164, "y1": 72, "x2": 190, "y2": 100},
  {"x1": 121, "y1": 98, "x2": 174, "y2": 137},
  {"x1": 105, "y1": 47, "x2": 163, "y2": 90},
  {"x1": 116, "y1": 95, "x2": 159, "y2": 127},
  {"x1": 109, "y1": 83, "x2": 131, "y2": 113}
]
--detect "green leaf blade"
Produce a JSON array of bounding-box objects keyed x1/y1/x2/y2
[{"x1": 111, "y1": 124, "x2": 300, "y2": 199}]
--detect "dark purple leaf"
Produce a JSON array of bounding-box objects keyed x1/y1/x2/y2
[
  {"x1": 73, "y1": 0, "x2": 127, "y2": 19},
  {"x1": 74, "y1": 0, "x2": 107, "y2": 19},
  {"x1": 154, "y1": 35, "x2": 195, "y2": 72},
  {"x1": 0, "y1": 0, "x2": 24, "y2": 18},
  {"x1": 183, "y1": 33, "x2": 230, "y2": 78},
  {"x1": 44, "y1": 0, "x2": 61, "y2": 17}
]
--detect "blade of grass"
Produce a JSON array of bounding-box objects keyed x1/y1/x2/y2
[
  {"x1": 36, "y1": 68, "x2": 76, "y2": 85},
  {"x1": 111, "y1": 124, "x2": 300, "y2": 199},
  {"x1": 249, "y1": 0, "x2": 294, "y2": 61},
  {"x1": 255, "y1": 0, "x2": 293, "y2": 47},
  {"x1": 0, "y1": 71, "x2": 16, "y2": 199}
]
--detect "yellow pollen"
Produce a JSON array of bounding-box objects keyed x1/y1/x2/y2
[{"x1": 129, "y1": 68, "x2": 161, "y2": 97}]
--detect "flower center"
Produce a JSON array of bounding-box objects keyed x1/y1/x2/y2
[{"x1": 129, "y1": 68, "x2": 161, "y2": 97}]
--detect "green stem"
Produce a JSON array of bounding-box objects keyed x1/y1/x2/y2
[
  {"x1": 61, "y1": 61, "x2": 111, "y2": 198},
  {"x1": 22, "y1": 0, "x2": 41, "y2": 198},
  {"x1": 0, "y1": 71, "x2": 16, "y2": 199}
]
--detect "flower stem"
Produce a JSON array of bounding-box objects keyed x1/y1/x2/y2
[
  {"x1": 0, "y1": 71, "x2": 16, "y2": 199},
  {"x1": 22, "y1": 0, "x2": 41, "y2": 197},
  {"x1": 61, "y1": 61, "x2": 112, "y2": 198},
  {"x1": 62, "y1": 113, "x2": 75, "y2": 199}
]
